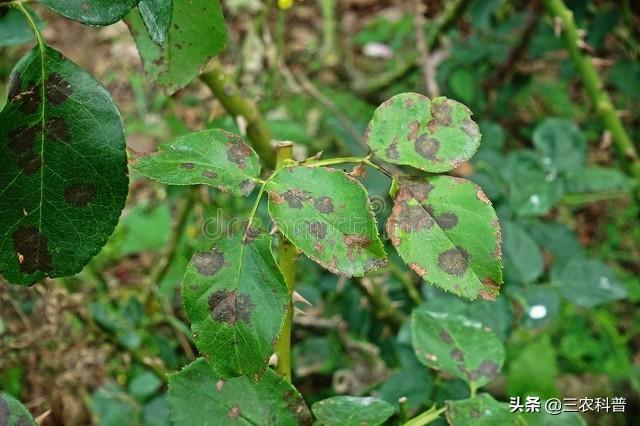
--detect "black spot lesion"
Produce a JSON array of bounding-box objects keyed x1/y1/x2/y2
[
  {"x1": 415, "y1": 135, "x2": 440, "y2": 160},
  {"x1": 45, "y1": 117, "x2": 70, "y2": 143},
  {"x1": 308, "y1": 221, "x2": 327, "y2": 240},
  {"x1": 226, "y1": 138, "x2": 253, "y2": 169},
  {"x1": 64, "y1": 183, "x2": 97, "y2": 207},
  {"x1": 192, "y1": 249, "x2": 225, "y2": 276},
  {"x1": 208, "y1": 290, "x2": 255, "y2": 325},
  {"x1": 13, "y1": 225, "x2": 53, "y2": 274},
  {"x1": 45, "y1": 73, "x2": 72, "y2": 106},
  {"x1": 181, "y1": 162, "x2": 195, "y2": 169},
  {"x1": 314, "y1": 196, "x2": 334, "y2": 214},
  {"x1": 437, "y1": 247, "x2": 469, "y2": 277}
]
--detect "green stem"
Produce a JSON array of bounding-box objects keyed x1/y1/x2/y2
[
  {"x1": 404, "y1": 406, "x2": 447, "y2": 426},
  {"x1": 543, "y1": 0, "x2": 640, "y2": 183},
  {"x1": 302, "y1": 155, "x2": 392, "y2": 177},
  {"x1": 354, "y1": 278, "x2": 404, "y2": 331},
  {"x1": 200, "y1": 61, "x2": 276, "y2": 168},
  {"x1": 273, "y1": 142, "x2": 297, "y2": 382}
]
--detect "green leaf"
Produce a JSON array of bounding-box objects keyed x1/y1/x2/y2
[
  {"x1": 168, "y1": 358, "x2": 312, "y2": 426},
  {"x1": 0, "y1": 8, "x2": 43, "y2": 47},
  {"x1": 377, "y1": 368, "x2": 432, "y2": 411},
  {"x1": 129, "y1": 371, "x2": 163, "y2": 401},
  {"x1": 134, "y1": 129, "x2": 260, "y2": 197},
  {"x1": 126, "y1": 0, "x2": 227, "y2": 94},
  {"x1": 39, "y1": 0, "x2": 138, "y2": 25},
  {"x1": 411, "y1": 309, "x2": 505, "y2": 389},
  {"x1": 565, "y1": 166, "x2": 634, "y2": 194},
  {"x1": 0, "y1": 45, "x2": 128, "y2": 286},
  {"x1": 266, "y1": 166, "x2": 387, "y2": 277},
  {"x1": 502, "y1": 221, "x2": 543, "y2": 284},
  {"x1": 532, "y1": 118, "x2": 586, "y2": 173},
  {"x1": 366, "y1": 93, "x2": 480, "y2": 173},
  {"x1": 445, "y1": 394, "x2": 523, "y2": 426},
  {"x1": 521, "y1": 409, "x2": 586, "y2": 426},
  {"x1": 386, "y1": 175, "x2": 502, "y2": 300},
  {"x1": 182, "y1": 230, "x2": 289, "y2": 378},
  {"x1": 138, "y1": 0, "x2": 173, "y2": 45},
  {"x1": 90, "y1": 384, "x2": 141, "y2": 426},
  {"x1": 552, "y1": 258, "x2": 627, "y2": 307},
  {"x1": 0, "y1": 392, "x2": 36, "y2": 426},
  {"x1": 311, "y1": 396, "x2": 394, "y2": 426},
  {"x1": 506, "y1": 336, "x2": 559, "y2": 398}
]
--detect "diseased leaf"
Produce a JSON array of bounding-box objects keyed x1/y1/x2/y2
[
  {"x1": 445, "y1": 394, "x2": 523, "y2": 426},
  {"x1": 0, "y1": 45, "x2": 128, "y2": 286},
  {"x1": 311, "y1": 396, "x2": 394, "y2": 426},
  {"x1": 386, "y1": 175, "x2": 502, "y2": 300},
  {"x1": 266, "y1": 166, "x2": 387, "y2": 277},
  {"x1": 411, "y1": 309, "x2": 505, "y2": 389},
  {"x1": 126, "y1": 0, "x2": 227, "y2": 94},
  {"x1": 366, "y1": 93, "x2": 480, "y2": 172},
  {"x1": 532, "y1": 118, "x2": 586, "y2": 174},
  {"x1": 38, "y1": 0, "x2": 139, "y2": 26},
  {"x1": 168, "y1": 358, "x2": 312, "y2": 426},
  {"x1": 134, "y1": 129, "x2": 260, "y2": 197},
  {"x1": 138, "y1": 0, "x2": 173, "y2": 45},
  {"x1": 0, "y1": 391, "x2": 37, "y2": 426},
  {"x1": 182, "y1": 229, "x2": 289, "y2": 378},
  {"x1": 0, "y1": 8, "x2": 43, "y2": 47},
  {"x1": 552, "y1": 258, "x2": 627, "y2": 307},
  {"x1": 502, "y1": 221, "x2": 543, "y2": 284}
]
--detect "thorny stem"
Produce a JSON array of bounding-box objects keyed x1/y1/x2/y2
[
  {"x1": 273, "y1": 142, "x2": 297, "y2": 382},
  {"x1": 302, "y1": 155, "x2": 394, "y2": 178},
  {"x1": 354, "y1": 278, "x2": 404, "y2": 332},
  {"x1": 200, "y1": 60, "x2": 276, "y2": 169},
  {"x1": 543, "y1": 0, "x2": 640, "y2": 184},
  {"x1": 403, "y1": 406, "x2": 447, "y2": 426}
]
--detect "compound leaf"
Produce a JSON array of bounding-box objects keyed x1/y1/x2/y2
[
  {"x1": 311, "y1": 396, "x2": 394, "y2": 426},
  {"x1": 445, "y1": 394, "x2": 522, "y2": 426},
  {"x1": 386, "y1": 175, "x2": 502, "y2": 300},
  {"x1": 134, "y1": 129, "x2": 260, "y2": 197},
  {"x1": 0, "y1": 392, "x2": 36, "y2": 426},
  {"x1": 366, "y1": 93, "x2": 480, "y2": 173},
  {"x1": 0, "y1": 45, "x2": 128, "y2": 286},
  {"x1": 266, "y1": 166, "x2": 387, "y2": 277},
  {"x1": 38, "y1": 0, "x2": 139, "y2": 25},
  {"x1": 168, "y1": 358, "x2": 312, "y2": 426},
  {"x1": 411, "y1": 309, "x2": 505, "y2": 390},
  {"x1": 138, "y1": 0, "x2": 173, "y2": 45},
  {"x1": 126, "y1": 0, "x2": 227, "y2": 94},
  {"x1": 182, "y1": 230, "x2": 289, "y2": 378}
]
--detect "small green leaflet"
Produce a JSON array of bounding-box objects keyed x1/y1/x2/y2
[
  {"x1": 38, "y1": 0, "x2": 139, "y2": 26},
  {"x1": 311, "y1": 396, "x2": 394, "y2": 426},
  {"x1": 445, "y1": 394, "x2": 523, "y2": 426},
  {"x1": 0, "y1": 45, "x2": 128, "y2": 286},
  {"x1": 134, "y1": 129, "x2": 260, "y2": 197},
  {"x1": 138, "y1": 0, "x2": 173, "y2": 45},
  {"x1": 182, "y1": 230, "x2": 289, "y2": 378},
  {"x1": 386, "y1": 175, "x2": 502, "y2": 300},
  {"x1": 0, "y1": 391, "x2": 37, "y2": 426},
  {"x1": 0, "y1": 8, "x2": 43, "y2": 47},
  {"x1": 168, "y1": 358, "x2": 312, "y2": 426},
  {"x1": 126, "y1": 0, "x2": 227, "y2": 94},
  {"x1": 502, "y1": 221, "x2": 543, "y2": 284},
  {"x1": 532, "y1": 118, "x2": 586, "y2": 174},
  {"x1": 366, "y1": 93, "x2": 480, "y2": 173},
  {"x1": 411, "y1": 309, "x2": 505, "y2": 390},
  {"x1": 552, "y1": 258, "x2": 627, "y2": 307},
  {"x1": 266, "y1": 166, "x2": 387, "y2": 277}
]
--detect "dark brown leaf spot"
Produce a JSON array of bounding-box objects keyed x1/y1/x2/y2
[
  {"x1": 13, "y1": 225, "x2": 53, "y2": 274},
  {"x1": 17, "y1": 86, "x2": 41, "y2": 115},
  {"x1": 19, "y1": 153, "x2": 42, "y2": 174},
  {"x1": 282, "y1": 189, "x2": 312, "y2": 209},
  {"x1": 314, "y1": 196, "x2": 334, "y2": 213},
  {"x1": 0, "y1": 397, "x2": 9, "y2": 426},
  {"x1": 242, "y1": 223, "x2": 261, "y2": 244},
  {"x1": 415, "y1": 135, "x2": 440, "y2": 160},
  {"x1": 344, "y1": 234, "x2": 371, "y2": 261},
  {"x1": 181, "y1": 162, "x2": 195, "y2": 169},
  {"x1": 8, "y1": 71, "x2": 21, "y2": 99},
  {"x1": 435, "y1": 212, "x2": 458, "y2": 229},
  {"x1": 308, "y1": 221, "x2": 327, "y2": 240},
  {"x1": 45, "y1": 74, "x2": 72, "y2": 106},
  {"x1": 226, "y1": 140, "x2": 253, "y2": 169},
  {"x1": 208, "y1": 290, "x2": 255, "y2": 325},
  {"x1": 396, "y1": 202, "x2": 433, "y2": 233},
  {"x1": 201, "y1": 170, "x2": 217, "y2": 179},
  {"x1": 239, "y1": 179, "x2": 256, "y2": 196},
  {"x1": 469, "y1": 360, "x2": 500, "y2": 381},
  {"x1": 437, "y1": 247, "x2": 469, "y2": 277},
  {"x1": 431, "y1": 99, "x2": 453, "y2": 127},
  {"x1": 64, "y1": 183, "x2": 97, "y2": 207},
  {"x1": 283, "y1": 390, "x2": 313, "y2": 426},
  {"x1": 8, "y1": 126, "x2": 38, "y2": 154},
  {"x1": 450, "y1": 349, "x2": 464, "y2": 361},
  {"x1": 192, "y1": 249, "x2": 224, "y2": 276},
  {"x1": 460, "y1": 118, "x2": 479, "y2": 139},
  {"x1": 228, "y1": 404, "x2": 241, "y2": 418},
  {"x1": 45, "y1": 117, "x2": 70, "y2": 143},
  {"x1": 400, "y1": 178, "x2": 434, "y2": 202},
  {"x1": 385, "y1": 136, "x2": 400, "y2": 160},
  {"x1": 407, "y1": 120, "x2": 420, "y2": 141},
  {"x1": 440, "y1": 330, "x2": 453, "y2": 344}
]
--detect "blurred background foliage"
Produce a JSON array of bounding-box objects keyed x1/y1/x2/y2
[{"x1": 1, "y1": 0, "x2": 639, "y2": 424}]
